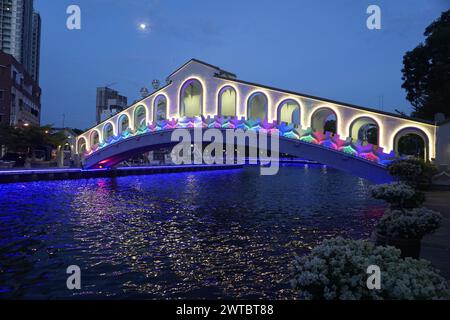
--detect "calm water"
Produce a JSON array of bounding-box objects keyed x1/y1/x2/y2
[{"x1": 0, "y1": 165, "x2": 385, "y2": 299}]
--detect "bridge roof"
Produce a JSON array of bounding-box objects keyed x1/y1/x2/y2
[
  {"x1": 215, "y1": 75, "x2": 437, "y2": 126},
  {"x1": 80, "y1": 59, "x2": 437, "y2": 133},
  {"x1": 166, "y1": 58, "x2": 237, "y2": 80}
]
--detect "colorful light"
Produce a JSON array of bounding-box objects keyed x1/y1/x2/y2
[{"x1": 81, "y1": 115, "x2": 396, "y2": 167}]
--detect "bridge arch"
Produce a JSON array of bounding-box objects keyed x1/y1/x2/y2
[
  {"x1": 349, "y1": 116, "x2": 380, "y2": 146},
  {"x1": 90, "y1": 129, "x2": 101, "y2": 147},
  {"x1": 154, "y1": 94, "x2": 168, "y2": 122},
  {"x1": 277, "y1": 99, "x2": 301, "y2": 126},
  {"x1": 393, "y1": 127, "x2": 430, "y2": 160},
  {"x1": 218, "y1": 85, "x2": 237, "y2": 117},
  {"x1": 103, "y1": 122, "x2": 115, "y2": 142},
  {"x1": 82, "y1": 129, "x2": 393, "y2": 183},
  {"x1": 134, "y1": 105, "x2": 147, "y2": 130},
  {"x1": 180, "y1": 79, "x2": 203, "y2": 117},
  {"x1": 117, "y1": 113, "x2": 130, "y2": 135},
  {"x1": 311, "y1": 107, "x2": 338, "y2": 134},
  {"x1": 247, "y1": 92, "x2": 268, "y2": 121},
  {"x1": 77, "y1": 137, "x2": 87, "y2": 154}
]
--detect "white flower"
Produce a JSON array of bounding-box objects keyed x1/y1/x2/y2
[
  {"x1": 376, "y1": 208, "x2": 442, "y2": 239},
  {"x1": 291, "y1": 237, "x2": 450, "y2": 300}
]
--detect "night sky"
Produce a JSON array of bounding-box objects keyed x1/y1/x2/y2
[{"x1": 34, "y1": 0, "x2": 449, "y2": 129}]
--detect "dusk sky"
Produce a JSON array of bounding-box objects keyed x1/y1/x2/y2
[{"x1": 35, "y1": 0, "x2": 449, "y2": 129}]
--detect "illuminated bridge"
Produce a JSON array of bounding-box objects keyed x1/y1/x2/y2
[{"x1": 75, "y1": 59, "x2": 448, "y2": 183}]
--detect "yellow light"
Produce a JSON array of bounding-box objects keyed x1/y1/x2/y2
[
  {"x1": 308, "y1": 104, "x2": 342, "y2": 136},
  {"x1": 244, "y1": 89, "x2": 273, "y2": 121},
  {"x1": 346, "y1": 113, "x2": 385, "y2": 150},
  {"x1": 177, "y1": 76, "x2": 207, "y2": 118},
  {"x1": 216, "y1": 83, "x2": 240, "y2": 118},
  {"x1": 274, "y1": 96, "x2": 305, "y2": 128},
  {"x1": 389, "y1": 125, "x2": 435, "y2": 160},
  {"x1": 152, "y1": 92, "x2": 170, "y2": 123}
]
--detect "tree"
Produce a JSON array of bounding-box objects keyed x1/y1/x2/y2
[
  {"x1": 323, "y1": 120, "x2": 337, "y2": 134},
  {"x1": 401, "y1": 10, "x2": 450, "y2": 121},
  {"x1": 0, "y1": 124, "x2": 67, "y2": 157}
]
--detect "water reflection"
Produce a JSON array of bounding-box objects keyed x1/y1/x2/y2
[{"x1": 0, "y1": 166, "x2": 386, "y2": 299}]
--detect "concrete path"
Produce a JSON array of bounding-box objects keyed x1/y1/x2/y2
[{"x1": 421, "y1": 190, "x2": 450, "y2": 280}]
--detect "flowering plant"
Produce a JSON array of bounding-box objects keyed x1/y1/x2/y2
[
  {"x1": 291, "y1": 237, "x2": 449, "y2": 300},
  {"x1": 370, "y1": 182, "x2": 425, "y2": 209},
  {"x1": 376, "y1": 208, "x2": 442, "y2": 239}
]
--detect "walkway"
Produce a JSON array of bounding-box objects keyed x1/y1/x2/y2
[{"x1": 421, "y1": 190, "x2": 450, "y2": 280}]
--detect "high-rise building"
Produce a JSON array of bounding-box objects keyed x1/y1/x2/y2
[
  {"x1": 96, "y1": 87, "x2": 128, "y2": 124},
  {"x1": 30, "y1": 11, "x2": 40, "y2": 82},
  {"x1": 0, "y1": 0, "x2": 41, "y2": 83},
  {"x1": 0, "y1": 51, "x2": 41, "y2": 126}
]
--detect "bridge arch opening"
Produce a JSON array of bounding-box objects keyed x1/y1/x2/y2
[
  {"x1": 77, "y1": 137, "x2": 87, "y2": 154},
  {"x1": 247, "y1": 92, "x2": 268, "y2": 121},
  {"x1": 349, "y1": 117, "x2": 379, "y2": 146},
  {"x1": 180, "y1": 79, "x2": 203, "y2": 117},
  {"x1": 90, "y1": 130, "x2": 100, "y2": 147},
  {"x1": 311, "y1": 107, "x2": 337, "y2": 134},
  {"x1": 103, "y1": 122, "x2": 114, "y2": 141},
  {"x1": 134, "y1": 105, "x2": 147, "y2": 130},
  {"x1": 118, "y1": 114, "x2": 130, "y2": 135},
  {"x1": 218, "y1": 86, "x2": 236, "y2": 117},
  {"x1": 154, "y1": 95, "x2": 167, "y2": 122},
  {"x1": 277, "y1": 99, "x2": 301, "y2": 127},
  {"x1": 394, "y1": 127, "x2": 429, "y2": 160}
]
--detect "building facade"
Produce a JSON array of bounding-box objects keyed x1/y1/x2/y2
[
  {"x1": 0, "y1": 51, "x2": 41, "y2": 126},
  {"x1": 96, "y1": 87, "x2": 128, "y2": 124},
  {"x1": 0, "y1": 0, "x2": 41, "y2": 83}
]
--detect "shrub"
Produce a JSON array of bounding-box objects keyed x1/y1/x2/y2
[
  {"x1": 370, "y1": 182, "x2": 425, "y2": 209},
  {"x1": 291, "y1": 238, "x2": 449, "y2": 300},
  {"x1": 388, "y1": 158, "x2": 438, "y2": 188},
  {"x1": 375, "y1": 208, "x2": 442, "y2": 239}
]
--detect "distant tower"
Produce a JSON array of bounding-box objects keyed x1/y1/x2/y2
[{"x1": 96, "y1": 87, "x2": 128, "y2": 124}]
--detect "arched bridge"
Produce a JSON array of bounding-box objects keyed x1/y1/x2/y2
[{"x1": 76, "y1": 59, "x2": 441, "y2": 183}]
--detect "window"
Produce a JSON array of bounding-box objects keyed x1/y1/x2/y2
[
  {"x1": 154, "y1": 95, "x2": 167, "y2": 121},
  {"x1": 180, "y1": 79, "x2": 203, "y2": 117},
  {"x1": 218, "y1": 86, "x2": 236, "y2": 117},
  {"x1": 278, "y1": 100, "x2": 301, "y2": 126},
  {"x1": 247, "y1": 92, "x2": 268, "y2": 121}
]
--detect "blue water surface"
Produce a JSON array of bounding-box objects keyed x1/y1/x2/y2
[{"x1": 0, "y1": 165, "x2": 385, "y2": 299}]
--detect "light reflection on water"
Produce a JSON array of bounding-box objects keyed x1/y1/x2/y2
[{"x1": 0, "y1": 165, "x2": 385, "y2": 299}]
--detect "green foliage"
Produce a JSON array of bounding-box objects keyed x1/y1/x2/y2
[
  {"x1": 376, "y1": 208, "x2": 442, "y2": 240},
  {"x1": 323, "y1": 120, "x2": 336, "y2": 134},
  {"x1": 388, "y1": 157, "x2": 438, "y2": 188},
  {"x1": 398, "y1": 134, "x2": 425, "y2": 159},
  {"x1": 366, "y1": 126, "x2": 378, "y2": 145},
  {"x1": 370, "y1": 182, "x2": 425, "y2": 210},
  {"x1": 401, "y1": 10, "x2": 450, "y2": 121},
  {"x1": 0, "y1": 124, "x2": 67, "y2": 155}
]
